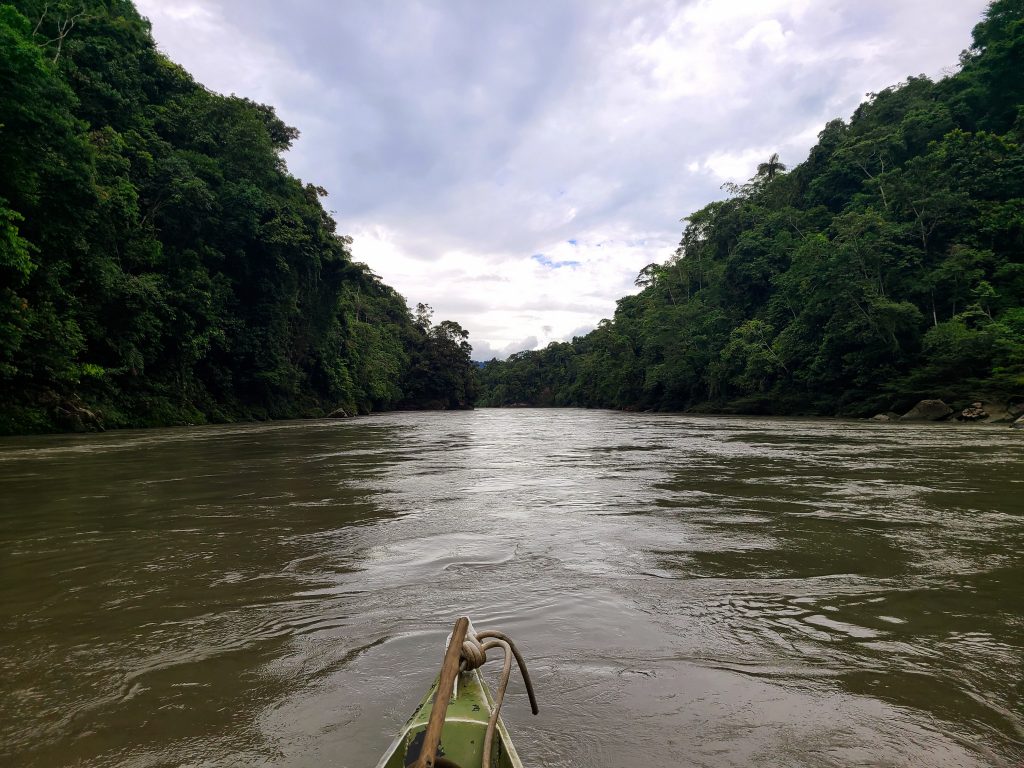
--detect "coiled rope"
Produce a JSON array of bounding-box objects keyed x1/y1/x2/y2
[
  {"x1": 460, "y1": 629, "x2": 540, "y2": 768},
  {"x1": 414, "y1": 618, "x2": 539, "y2": 768}
]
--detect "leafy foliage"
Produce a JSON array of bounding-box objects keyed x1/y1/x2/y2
[{"x1": 0, "y1": 1, "x2": 474, "y2": 433}]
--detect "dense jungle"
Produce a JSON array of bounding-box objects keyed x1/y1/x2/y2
[{"x1": 0, "y1": 0, "x2": 476, "y2": 434}]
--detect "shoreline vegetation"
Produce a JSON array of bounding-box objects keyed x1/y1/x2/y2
[
  {"x1": 0, "y1": 2, "x2": 475, "y2": 435},
  {"x1": 481, "y1": 398, "x2": 1024, "y2": 428},
  {"x1": 2, "y1": 1, "x2": 1022, "y2": 435},
  {"x1": 476, "y1": 1, "x2": 1024, "y2": 428}
]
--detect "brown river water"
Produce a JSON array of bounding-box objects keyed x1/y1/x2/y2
[{"x1": 1, "y1": 409, "x2": 1022, "y2": 767}]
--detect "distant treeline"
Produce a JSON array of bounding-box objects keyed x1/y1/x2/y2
[
  {"x1": 478, "y1": 0, "x2": 1024, "y2": 417},
  {"x1": 0, "y1": 1, "x2": 475, "y2": 433}
]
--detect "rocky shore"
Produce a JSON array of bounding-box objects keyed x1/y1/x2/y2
[{"x1": 872, "y1": 398, "x2": 1024, "y2": 429}]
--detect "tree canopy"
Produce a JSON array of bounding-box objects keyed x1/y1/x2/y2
[{"x1": 0, "y1": 0, "x2": 476, "y2": 433}]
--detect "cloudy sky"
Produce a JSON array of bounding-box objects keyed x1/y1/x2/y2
[{"x1": 134, "y1": 0, "x2": 989, "y2": 360}]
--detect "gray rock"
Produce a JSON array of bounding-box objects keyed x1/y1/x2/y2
[
  {"x1": 1013, "y1": 415, "x2": 1024, "y2": 430},
  {"x1": 327, "y1": 407, "x2": 350, "y2": 418},
  {"x1": 900, "y1": 399, "x2": 953, "y2": 421},
  {"x1": 1008, "y1": 398, "x2": 1024, "y2": 419},
  {"x1": 871, "y1": 412, "x2": 900, "y2": 422},
  {"x1": 981, "y1": 404, "x2": 1013, "y2": 423}
]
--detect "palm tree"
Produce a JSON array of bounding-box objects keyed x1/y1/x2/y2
[{"x1": 756, "y1": 152, "x2": 787, "y2": 182}]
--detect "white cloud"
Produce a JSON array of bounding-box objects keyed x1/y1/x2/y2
[
  {"x1": 734, "y1": 19, "x2": 791, "y2": 52},
  {"x1": 695, "y1": 147, "x2": 772, "y2": 182},
  {"x1": 134, "y1": 0, "x2": 989, "y2": 357}
]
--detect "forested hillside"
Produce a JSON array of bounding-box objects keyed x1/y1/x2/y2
[
  {"x1": 480, "y1": 0, "x2": 1024, "y2": 417},
  {"x1": 0, "y1": 0, "x2": 475, "y2": 433}
]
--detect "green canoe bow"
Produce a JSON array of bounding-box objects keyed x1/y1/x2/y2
[{"x1": 374, "y1": 667, "x2": 525, "y2": 768}]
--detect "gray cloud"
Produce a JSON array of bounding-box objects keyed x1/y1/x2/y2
[
  {"x1": 472, "y1": 335, "x2": 541, "y2": 361},
  {"x1": 137, "y1": 0, "x2": 989, "y2": 352},
  {"x1": 566, "y1": 325, "x2": 596, "y2": 341}
]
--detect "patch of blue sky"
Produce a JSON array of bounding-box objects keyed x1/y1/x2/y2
[{"x1": 532, "y1": 253, "x2": 581, "y2": 269}]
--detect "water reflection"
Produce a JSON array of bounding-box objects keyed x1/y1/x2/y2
[{"x1": 1, "y1": 411, "x2": 1021, "y2": 767}]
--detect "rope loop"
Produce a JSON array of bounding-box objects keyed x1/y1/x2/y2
[
  {"x1": 460, "y1": 635, "x2": 487, "y2": 670},
  {"x1": 427, "y1": 623, "x2": 539, "y2": 768}
]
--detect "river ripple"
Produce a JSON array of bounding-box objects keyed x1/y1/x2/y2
[{"x1": 1, "y1": 410, "x2": 1022, "y2": 767}]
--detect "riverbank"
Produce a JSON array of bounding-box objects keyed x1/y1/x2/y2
[
  {"x1": 486, "y1": 395, "x2": 1024, "y2": 429},
  {"x1": 0, "y1": 392, "x2": 477, "y2": 436}
]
